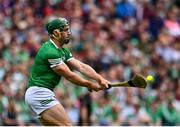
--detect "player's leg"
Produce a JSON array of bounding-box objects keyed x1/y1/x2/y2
[
  {"x1": 39, "y1": 103, "x2": 72, "y2": 126},
  {"x1": 25, "y1": 86, "x2": 72, "y2": 126}
]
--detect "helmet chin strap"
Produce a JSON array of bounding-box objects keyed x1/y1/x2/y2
[{"x1": 51, "y1": 34, "x2": 63, "y2": 45}]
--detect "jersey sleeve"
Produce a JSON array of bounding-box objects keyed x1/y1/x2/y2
[{"x1": 44, "y1": 49, "x2": 64, "y2": 68}]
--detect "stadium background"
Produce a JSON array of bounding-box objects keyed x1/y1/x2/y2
[{"x1": 0, "y1": 0, "x2": 180, "y2": 126}]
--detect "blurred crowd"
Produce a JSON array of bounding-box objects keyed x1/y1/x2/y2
[{"x1": 0, "y1": 0, "x2": 180, "y2": 126}]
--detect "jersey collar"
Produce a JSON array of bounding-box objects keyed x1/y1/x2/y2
[{"x1": 49, "y1": 39, "x2": 59, "y2": 49}]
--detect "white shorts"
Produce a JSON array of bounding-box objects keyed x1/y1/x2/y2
[{"x1": 25, "y1": 86, "x2": 59, "y2": 116}]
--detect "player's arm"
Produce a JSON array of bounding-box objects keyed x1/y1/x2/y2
[
  {"x1": 51, "y1": 62, "x2": 101, "y2": 91},
  {"x1": 67, "y1": 58, "x2": 109, "y2": 88}
]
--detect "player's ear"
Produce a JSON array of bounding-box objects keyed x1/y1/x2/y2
[{"x1": 52, "y1": 29, "x2": 61, "y2": 37}]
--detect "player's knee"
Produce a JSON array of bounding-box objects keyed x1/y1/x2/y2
[
  {"x1": 63, "y1": 121, "x2": 72, "y2": 126},
  {"x1": 64, "y1": 118, "x2": 72, "y2": 126},
  {"x1": 56, "y1": 120, "x2": 72, "y2": 126},
  {"x1": 39, "y1": 117, "x2": 72, "y2": 126}
]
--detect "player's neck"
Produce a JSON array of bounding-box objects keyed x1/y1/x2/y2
[{"x1": 51, "y1": 38, "x2": 63, "y2": 48}]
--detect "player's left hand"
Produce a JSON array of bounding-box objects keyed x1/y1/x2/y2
[{"x1": 98, "y1": 78, "x2": 110, "y2": 89}]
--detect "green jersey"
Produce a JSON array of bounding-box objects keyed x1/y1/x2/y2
[{"x1": 28, "y1": 39, "x2": 73, "y2": 90}]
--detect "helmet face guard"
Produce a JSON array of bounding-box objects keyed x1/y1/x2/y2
[{"x1": 57, "y1": 18, "x2": 69, "y2": 32}]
